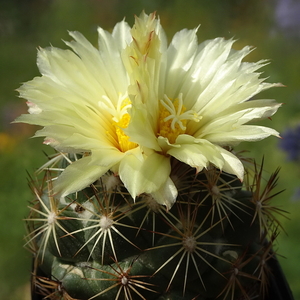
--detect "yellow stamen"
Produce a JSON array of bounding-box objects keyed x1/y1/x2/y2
[
  {"x1": 100, "y1": 94, "x2": 137, "y2": 152},
  {"x1": 113, "y1": 112, "x2": 137, "y2": 152},
  {"x1": 158, "y1": 94, "x2": 201, "y2": 144}
]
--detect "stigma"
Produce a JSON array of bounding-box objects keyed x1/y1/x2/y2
[{"x1": 158, "y1": 93, "x2": 201, "y2": 143}]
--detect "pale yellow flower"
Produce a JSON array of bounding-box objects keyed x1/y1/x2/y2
[
  {"x1": 123, "y1": 12, "x2": 281, "y2": 206},
  {"x1": 15, "y1": 14, "x2": 173, "y2": 206},
  {"x1": 15, "y1": 12, "x2": 281, "y2": 208}
]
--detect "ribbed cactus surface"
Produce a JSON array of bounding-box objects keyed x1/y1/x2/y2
[{"x1": 26, "y1": 153, "x2": 285, "y2": 300}]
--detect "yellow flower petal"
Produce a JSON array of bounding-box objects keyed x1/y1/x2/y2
[
  {"x1": 53, "y1": 156, "x2": 110, "y2": 198},
  {"x1": 119, "y1": 151, "x2": 171, "y2": 200},
  {"x1": 15, "y1": 11, "x2": 281, "y2": 206}
]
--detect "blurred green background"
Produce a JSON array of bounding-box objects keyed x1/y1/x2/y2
[{"x1": 1, "y1": 0, "x2": 300, "y2": 299}]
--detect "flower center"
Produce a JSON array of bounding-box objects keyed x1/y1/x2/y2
[
  {"x1": 100, "y1": 94, "x2": 137, "y2": 152},
  {"x1": 113, "y1": 113, "x2": 137, "y2": 152},
  {"x1": 158, "y1": 94, "x2": 201, "y2": 144}
]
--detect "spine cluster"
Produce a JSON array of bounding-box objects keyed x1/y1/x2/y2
[{"x1": 26, "y1": 152, "x2": 286, "y2": 300}]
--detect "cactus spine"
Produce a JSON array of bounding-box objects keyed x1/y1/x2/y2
[{"x1": 25, "y1": 153, "x2": 287, "y2": 300}]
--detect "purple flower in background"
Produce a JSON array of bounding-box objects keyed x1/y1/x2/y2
[
  {"x1": 274, "y1": 0, "x2": 300, "y2": 38},
  {"x1": 291, "y1": 187, "x2": 300, "y2": 202},
  {"x1": 279, "y1": 124, "x2": 300, "y2": 161}
]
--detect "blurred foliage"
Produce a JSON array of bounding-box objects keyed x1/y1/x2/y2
[{"x1": 1, "y1": 0, "x2": 299, "y2": 299}]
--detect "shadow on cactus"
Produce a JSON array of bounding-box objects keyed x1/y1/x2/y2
[
  {"x1": 24, "y1": 153, "x2": 292, "y2": 300},
  {"x1": 16, "y1": 11, "x2": 294, "y2": 300}
]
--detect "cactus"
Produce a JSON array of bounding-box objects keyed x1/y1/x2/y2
[
  {"x1": 25, "y1": 154, "x2": 289, "y2": 300},
  {"x1": 16, "y1": 11, "x2": 293, "y2": 300}
]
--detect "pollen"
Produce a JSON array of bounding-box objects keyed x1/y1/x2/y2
[
  {"x1": 100, "y1": 94, "x2": 138, "y2": 152},
  {"x1": 114, "y1": 113, "x2": 137, "y2": 152},
  {"x1": 158, "y1": 94, "x2": 201, "y2": 144}
]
